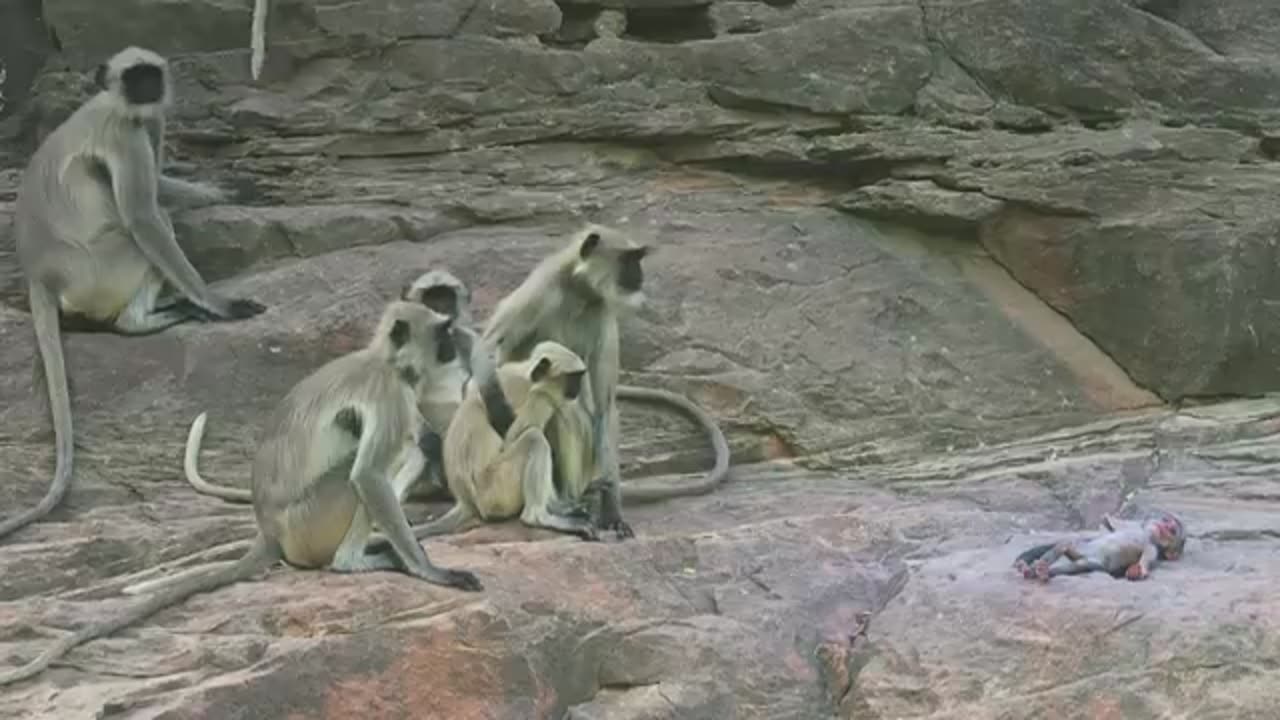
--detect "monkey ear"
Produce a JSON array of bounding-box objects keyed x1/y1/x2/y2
[
  {"x1": 389, "y1": 319, "x2": 410, "y2": 348},
  {"x1": 530, "y1": 357, "x2": 552, "y2": 382},
  {"x1": 579, "y1": 232, "x2": 601, "y2": 259},
  {"x1": 93, "y1": 64, "x2": 108, "y2": 90}
]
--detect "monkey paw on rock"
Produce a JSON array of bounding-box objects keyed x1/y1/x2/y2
[{"x1": 1125, "y1": 563, "x2": 1149, "y2": 581}]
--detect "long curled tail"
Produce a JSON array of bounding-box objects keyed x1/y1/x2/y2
[
  {"x1": 0, "y1": 535, "x2": 276, "y2": 687},
  {"x1": 615, "y1": 385, "x2": 731, "y2": 504},
  {"x1": 184, "y1": 412, "x2": 252, "y2": 503},
  {"x1": 0, "y1": 285, "x2": 75, "y2": 542}
]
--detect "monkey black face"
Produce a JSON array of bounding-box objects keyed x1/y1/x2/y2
[
  {"x1": 618, "y1": 247, "x2": 648, "y2": 293},
  {"x1": 419, "y1": 285, "x2": 459, "y2": 319},
  {"x1": 121, "y1": 63, "x2": 166, "y2": 105},
  {"x1": 563, "y1": 370, "x2": 584, "y2": 400},
  {"x1": 434, "y1": 320, "x2": 457, "y2": 364}
]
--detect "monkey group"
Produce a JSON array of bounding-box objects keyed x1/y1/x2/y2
[
  {"x1": 0, "y1": 46, "x2": 732, "y2": 686},
  {"x1": 0, "y1": 44, "x2": 1190, "y2": 688}
]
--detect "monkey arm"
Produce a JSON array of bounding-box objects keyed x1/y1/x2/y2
[
  {"x1": 588, "y1": 326, "x2": 632, "y2": 537},
  {"x1": 1127, "y1": 542, "x2": 1159, "y2": 580},
  {"x1": 104, "y1": 132, "x2": 227, "y2": 317}
]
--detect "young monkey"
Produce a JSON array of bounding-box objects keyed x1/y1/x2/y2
[{"x1": 1014, "y1": 510, "x2": 1186, "y2": 582}]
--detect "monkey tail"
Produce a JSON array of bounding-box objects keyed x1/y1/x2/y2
[
  {"x1": 250, "y1": 0, "x2": 268, "y2": 81},
  {"x1": 0, "y1": 535, "x2": 277, "y2": 687},
  {"x1": 0, "y1": 285, "x2": 75, "y2": 542},
  {"x1": 183, "y1": 412, "x2": 252, "y2": 503},
  {"x1": 614, "y1": 385, "x2": 731, "y2": 504}
]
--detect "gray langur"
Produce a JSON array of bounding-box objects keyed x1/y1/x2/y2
[
  {"x1": 474, "y1": 224, "x2": 731, "y2": 540},
  {"x1": 0, "y1": 300, "x2": 482, "y2": 687},
  {"x1": 182, "y1": 267, "x2": 488, "y2": 504},
  {"x1": 2, "y1": 46, "x2": 265, "y2": 543},
  {"x1": 413, "y1": 341, "x2": 600, "y2": 540},
  {"x1": 397, "y1": 268, "x2": 493, "y2": 500}
]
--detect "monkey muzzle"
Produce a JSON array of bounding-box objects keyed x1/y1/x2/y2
[{"x1": 564, "y1": 372, "x2": 584, "y2": 400}]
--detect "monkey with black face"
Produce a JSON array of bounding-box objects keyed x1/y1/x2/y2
[
  {"x1": 1013, "y1": 510, "x2": 1185, "y2": 582},
  {"x1": 474, "y1": 224, "x2": 731, "y2": 539},
  {"x1": 3, "y1": 46, "x2": 265, "y2": 542},
  {"x1": 0, "y1": 300, "x2": 481, "y2": 687},
  {"x1": 182, "y1": 268, "x2": 485, "y2": 505},
  {"x1": 413, "y1": 341, "x2": 599, "y2": 541}
]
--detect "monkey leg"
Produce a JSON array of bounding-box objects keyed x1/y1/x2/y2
[
  {"x1": 587, "y1": 398, "x2": 633, "y2": 539},
  {"x1": 113, "y1": 271, "x2": 205, "y2": 335},
  {"x1": 1013, "y1": 543, "x2": 1055, "y2": 579},
  {"x1": 330, "y1": 504, "x2": 399, "y2": 573},
  {"x1": 1031, "y1": 541, "x2": 1085, "y2": 582},
  {"x1": 502, "y1": 429, "x2": 599, "y2": 541},
  {"x1": 348, "y1": 445, "x2": 482, "y2": 592}
]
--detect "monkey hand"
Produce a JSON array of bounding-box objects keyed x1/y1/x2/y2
[
  {"x1": 441, "y1": 568, "x2": 484, "y2": 592},
  {"x1": 1125, "y1": 563, "x2": 1149, "y2": 581},
  {"x1": 210, "y1": 295, "x2": 268, "y2": 321},
  {"x1": 417, "y1": 430, "x2": 444, "y2": 469}
]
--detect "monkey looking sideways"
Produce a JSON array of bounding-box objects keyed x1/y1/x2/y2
[
  {"x1": 474, "y1": 224, "x2": 731, "y2": 539},
  {"x1": 0, "y1": 301, "x2": 481, "y2": 687},
  {"x1": 1013, "y1": 510, "x2": 1186, "y2": 583},
  {"x1": 3, "y1": 46, "x2": 265, "y2": 542},
  {"x1": 183, "y1": 267, "x2": 485, "y2": 504},
  {"x1": 414, "y1": 341, "x2": 601, "y2": 540}
]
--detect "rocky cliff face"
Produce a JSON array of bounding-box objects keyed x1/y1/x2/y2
[{"x1": 1, "y1": 1, "x2": 1278, "y2": 718}]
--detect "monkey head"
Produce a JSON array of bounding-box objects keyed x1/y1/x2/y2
[
  {"x1": 526, "y1": 341, "x2": 587, "y2": 401},
  {"x1": 567, "y1": 224, "x2": 651, "y2": 310},
  {"x1": 1145, "y1": 512, "x2": 1185, "y2": 561},
  {"x1": 378, "y1": 301, "x2": 458, "y2": 373},
  {"x1": 95, "y1": 46, "x2": 171, "y2": 118},
  {"x1": 401, "y1": 268, "x2": 473, "y2": 327}
]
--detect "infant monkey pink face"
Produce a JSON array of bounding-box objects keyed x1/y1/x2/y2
[{"x1": 1153, "y1": 516, "x2": 1183, "y2": 560}]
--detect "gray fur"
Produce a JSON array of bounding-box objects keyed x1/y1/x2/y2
[
  {"x1": 1, "y1": 46, "x2": 263, "y2": 543},
  {"x1": 412, "y1": 341, "x2": 598, "y2": 541},
  {"x1": 0, "y1": 301, "x2": 481, "y2": 687}
]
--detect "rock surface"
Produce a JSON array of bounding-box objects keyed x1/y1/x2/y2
[{"x1": 0, "y1": 0, "x2": 1278, "y2": 717}]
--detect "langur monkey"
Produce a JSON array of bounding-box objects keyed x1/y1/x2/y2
[
  {"x1": 3, "y1": 47, "x2": 265, "y2": 542},
  {"x1": 1013, "y1": 510, "x2": 1186, "y2": 582},
  {"x1": 474, "y1": 224, "x2": 731, "y2": 539},
  {"x1": 0, "y1": 301, "x2": 481, "y2": 687},
  {"x1": 413, "y1": 341, "x2": 600, "y2": 540},
  {"x1": 183, "y1": 268, "x2": 487, "y2": 503}
]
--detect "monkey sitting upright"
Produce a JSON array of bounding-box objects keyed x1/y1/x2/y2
[
  {"x1": 1013, "y1": 510, "x2": 1186, "y2": 583},
  {"x1": 0, "y1": 300, "x2": 481, "y2": 688},
  {"x1": 3, "y1": 46, "x2": 265, "y2": 543},
  {"x1": 413, "y1": 340, "x2": 600, "y2": 541},
  {"x1": 182, "y1": 267, "x2": 485, "y2": 505},
  {"x1": 474, "y1": 224, "x2": 732, "y2": 540}
]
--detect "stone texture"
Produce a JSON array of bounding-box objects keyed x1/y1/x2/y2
[{"x1": 1, "y1": 0, "x2": 1279, "y2": 716}]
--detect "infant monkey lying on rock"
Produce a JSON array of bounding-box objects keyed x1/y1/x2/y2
[{"x1": 1014, "y1": 510, "x2": 1185, "y2": 583}]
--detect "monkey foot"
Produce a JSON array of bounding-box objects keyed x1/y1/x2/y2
[
  {"x1": 1033, "y1": 560, "x2": 1052, "y2": 582},
  {"x1": 440, "y1": 568, "x2": 484, "y2": 592},
  {"x1": 597, "y1": 517, "x2": 635, "y2": 540}
]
